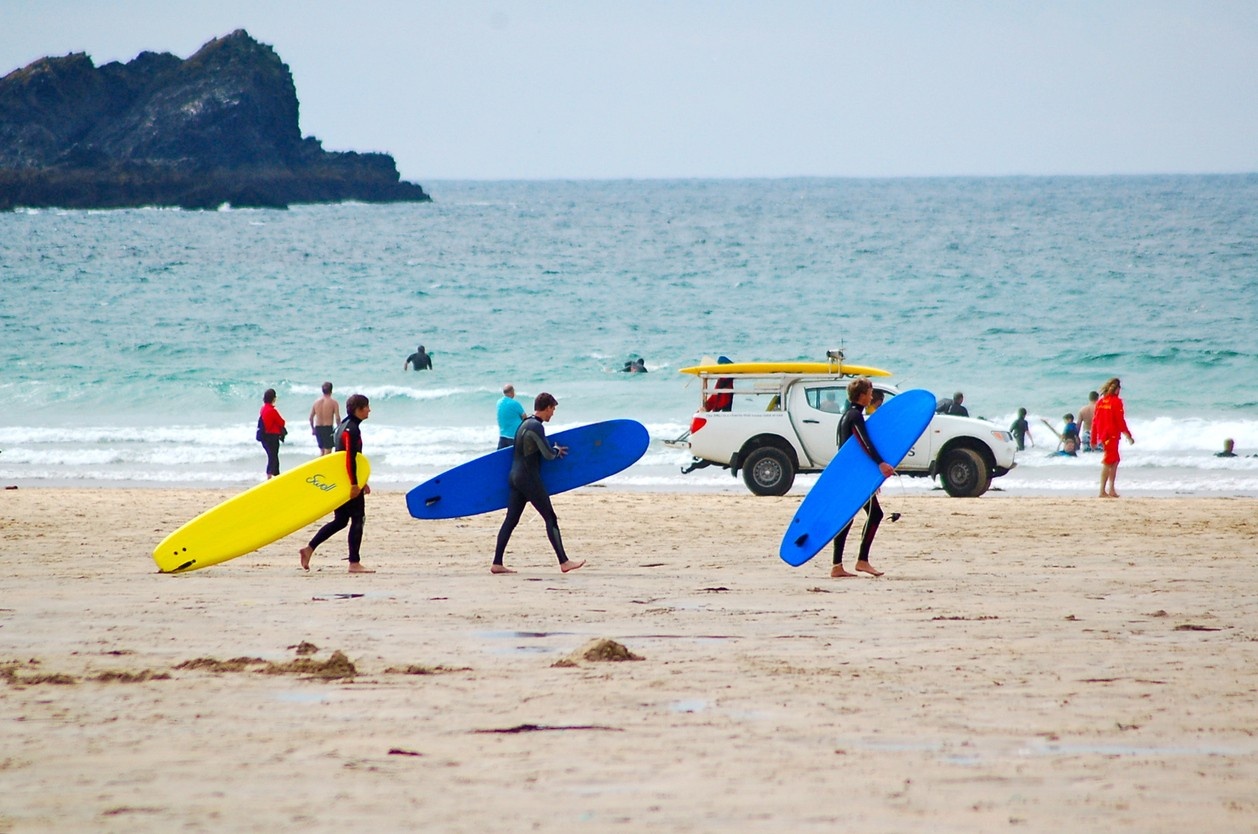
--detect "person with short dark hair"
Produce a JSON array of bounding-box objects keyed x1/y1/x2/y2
[
  {"x1": 300, "y1": 394, "x2": 374, "y2": 573},
  {"x1": 492, "y1": 392, "x2": 585, "y2": 574},
  {"x1": 309, "y1": 382, "x2": 340, "y2": 456},
  {"x1": 830, "y1": 377, "x2": 896, "y2": 579},
  {"x1": 257, "y1": 388, "x2": 287, "y2": 478},
  {"x1": 936, "y1": 391, "x2": 969, "y2": 417},
  {"x1": 404, "y1": 344, "x2": 433, "y2": 371}
]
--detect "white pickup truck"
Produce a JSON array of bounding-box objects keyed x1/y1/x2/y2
[{"x1": 670, "y1": 369, "x2": 1017, "y2": 497}]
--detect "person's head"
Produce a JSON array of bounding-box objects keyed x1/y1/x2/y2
[
  {"x1": 953, "y1": 391, "x2": 964, "y2": 403},
  {"x1": 1101, "y1": 378, "x2": 1121, "y2": 397},
  {"x1": 346, "y1": 393, "x2": 370, "y2": 419},
  {"x1": 1064, "y1": 413, "x2": 1074, "y2": 423},
  {"x1": 418, "y1": 344, "x2": 425, "y2": 352},
  {"x1": 1017, "y1": 407, "x2": 1027, "y2": 418},
  {"x1": 503, "y1": 383, "x2": 515, "y2": 398},
  {"x1": 847, "y1": 377, "x2": 873, "y2": 404},
  {"x1": 1223, "y1": 438, "x2": 1235, "y2": 453},
  {"x1": 868, "y1": 389, "x2": 885, "y2": 411},
  {"x1": 263, "y1": 388, "x2": 277, "y2": 404},
  {"x1": 321, "y1": 381, "x2": 333, "y2": 395},
  {"x1": 1089, "y1": 390, "x2": 1099, "y2": 402},
  {"x1": 533, "y1": 391, "x2": 558, "y2": 420}
]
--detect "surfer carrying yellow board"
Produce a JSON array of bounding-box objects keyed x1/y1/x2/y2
[
  {"x1": 830, "y1": 378, "x2": 896, "y2": 579},
  {"x1": 300, "y1": 394, "x2": 374, "y2": 573}
]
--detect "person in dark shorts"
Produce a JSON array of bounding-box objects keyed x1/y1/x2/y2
[
  {"x1": 491, "y1": 392, "x2": 585, "y2": 575},
  {"x1": 300, "y1": 394, "x2": 374, "y2": 573},
  {"x1": 309, "y1": 382, "x2": 341, "y2": 456},
  {"x1": 831, "y1": 377, "x2": 896, "y2": 579}
]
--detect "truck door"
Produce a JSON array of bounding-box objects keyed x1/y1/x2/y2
[{"x1": 789, "y1": 383, "x2": 847, "y2": 467}]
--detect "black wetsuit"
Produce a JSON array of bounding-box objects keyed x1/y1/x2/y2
[
  {"x1": 306, "y1": 414, "x2": 366, "y2": 563},
  {"x1": 832, "y1": 402, "x2": 886, "y2": 566},
  {"x1": 494, "y1": 416, "x2": 569, "y2": 566}
]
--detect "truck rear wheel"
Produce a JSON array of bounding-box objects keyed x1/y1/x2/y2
[
  {"x1": 939, "y1": 448, "x2": 991, "y2": 497},
  {"x1": 742, "y1": 447, "x2": 795, "y2": 496}
]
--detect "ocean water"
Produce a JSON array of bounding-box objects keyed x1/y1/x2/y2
[{"x1": 2, "y1": 176, "x2": 1256, "y2": 495}]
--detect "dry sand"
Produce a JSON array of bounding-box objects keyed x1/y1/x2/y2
[{"x1": 1, "y1": 487, "x2": 1256, "y2": 833}]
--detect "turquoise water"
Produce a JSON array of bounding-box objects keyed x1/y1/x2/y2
[{"x1": 2, "y1": 176, "x2": 1256, "y2": 493}]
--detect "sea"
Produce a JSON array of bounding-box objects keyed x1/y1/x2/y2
[{"x1": 2, "y1": 176, "x2": 1256, "y2": 496}]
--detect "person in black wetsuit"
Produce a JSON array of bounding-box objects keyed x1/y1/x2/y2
[
  {"x1": 492, "y1": 392, "x2": 586, "y2": 575},
  {"x1": 831, "y1": 378, "x2": 896, "y2": 579},
  {"x1": 300, "y1": 394, "x2": 375, "y2": 574}
]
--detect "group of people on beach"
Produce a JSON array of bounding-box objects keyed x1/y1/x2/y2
[{"x1": 1008, "y1": 378, "x2": 1134, "y2": 498}]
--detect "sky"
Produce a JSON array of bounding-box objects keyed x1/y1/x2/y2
[{"x1": 2, "y1": 1, "x2": 1255, "y2": 181}]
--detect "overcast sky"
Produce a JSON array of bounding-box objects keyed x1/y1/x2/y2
[{"x1": 2, "y1": 1, "x2": 1255, "y2": 181}]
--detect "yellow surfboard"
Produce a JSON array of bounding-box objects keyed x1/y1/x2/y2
[
  {"x1": 679, "y1": 361, "x2": 892, "y2": 377},
  {"x1": 153, "y1": 452, "x2": 371, "y2": 573}
]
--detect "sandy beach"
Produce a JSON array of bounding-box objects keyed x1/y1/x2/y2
[{"x1": 2, "y1": 487, "x2": 1256, "y2": 833}]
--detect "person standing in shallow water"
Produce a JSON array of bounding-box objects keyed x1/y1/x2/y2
[
  {"x1": 492, "y1": 392, "x2": 585, "y2": 575},
  {"x1": 404, "y1": 344, "x2": 432, "y2": 371},
  {"x1": 1091, "y1": 377, "x2": 1134, "y2": 498},
  {"x1": 300, "y1": 394, "x2": 374, "y2": 573},
  {"x1": 496, "y1": 383, "x2": 525, "y2": 449},
  {"x1": 308, "y1": 382, "x2": 340, "y2": 456}
]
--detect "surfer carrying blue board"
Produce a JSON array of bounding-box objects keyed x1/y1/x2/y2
[
  {"x1": 300, "y1": 394, "x2": 374, "y2": 573},
  {"x1": 831, "y1": 378, "x2": 896, "y2": 579},
  {"x1": 492, "y1": 392, "x2": 586, "y2": 575}
]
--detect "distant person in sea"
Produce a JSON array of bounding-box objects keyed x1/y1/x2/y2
[
  {"x1": 936, "y1": 392, "x2": 969, "y2": 417},
  {"x1": 404, "y1": 344, "x2": 433, "y2": 371},
  {"x1": 1010, "y1": 407, "x2": 1033, "y2": 451},
  {"x1": 300, "y1": 394, "x2": 374, "y2": 573},
  {"x1": 492, "y1": 392, "x2": 585, "y2": 575},
  {"x1": 1092, "y1": 378, "x2": 1134, "y2": 498},
  {"x1": 257, "y1": 388, "x2": 287, "y2": 479},
  {"x1": 1216, "y1": 438, "x2": 1238, "y2": 458},
  {"x1": 496, "y1": 383, "x2": 526, "y2": 449},
  {"x1": 1077, "y1": 391, "x2": 1099, "y2": 451},
  {"x1": 308, "y1": 382, "x2": 341, "y2": 456},
  {"x1": 1060, "y1": 413, "x2": 1080, "y2": 456},
  {"x1": 830, "y1": 377, "x2": 896, "y2": 579},
  {"x1": 622, "y1": 358, "x2": 648, "y2": 373}
]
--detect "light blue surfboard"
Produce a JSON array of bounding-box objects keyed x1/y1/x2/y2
[
  {"x1": 407, "y1": 419, "x2": 650, "y2": 519},
  {"x1": 779, "y1": 389, "x2": 936, "y2": 567}
]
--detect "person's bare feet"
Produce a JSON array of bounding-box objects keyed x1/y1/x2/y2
[
  {"x1": 560, "y1": 559, "x2": 586, "y2": 573},
  {"x1": 855, "y1": 561, "x2": 884, "y2": 577},
  {"x1": 299, "y1": 546, "x2": 313, "y2": 571},
  {"x1": 348, "y1": 563, "x2": 375, "y2": 574},
  {"x1": 490, "y1": 565, "x2": 517, "y2": 574},
  {"x1": 830, "y1": 565, "x2": 858, "y2": 578}
]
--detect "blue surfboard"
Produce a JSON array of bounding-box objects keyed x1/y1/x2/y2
[
  {"x1": 779, "y1": 389, "x2": 936, "y2": 567},
  {"x1": 407, "y1": 419, "x2": 650, "y2": 519}
]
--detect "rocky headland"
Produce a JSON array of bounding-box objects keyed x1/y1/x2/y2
[{"x1": 0, "y1": 30, "x2": 430, "y2": 210}]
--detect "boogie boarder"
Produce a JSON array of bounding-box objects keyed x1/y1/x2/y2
[{"x1": 492, "y1": 392, "x2": 585, "y2": 574}]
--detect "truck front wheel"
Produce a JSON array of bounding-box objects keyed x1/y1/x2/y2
[
  {"x1": 742, "y1": 447, "x2": 795, "y2": 496},
  {"x1": 939, "y1": 448, "x2": 991, "y2": 497}
]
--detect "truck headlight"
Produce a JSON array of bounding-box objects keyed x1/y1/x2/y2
[{"x1": 992, "y1": 430, "x2": 1013, "y2": 443}]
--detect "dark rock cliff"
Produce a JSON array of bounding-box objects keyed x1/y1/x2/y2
[{"x1": 0, "y1": 30, "x2": 430, "y2": 209}]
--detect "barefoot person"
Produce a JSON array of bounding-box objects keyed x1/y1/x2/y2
[
  {"x1": 308, "y1": 382, "x2": 341, "y2": 456},
  {"x1": 830, "y1": 377, "x2": 896, "y2": 579},
  {"x1": 1092, "y1": 377, "x2": 1134, "y2": 498},
  {"x1": 492, "y1": 392, "x2": 585, "y2": 575},
  {"x1": 257, "y1": 388, "x2": 287, "y2": 479},
  {"x1": 300, "y1": 394, "x2": 375, "y2": 573}
]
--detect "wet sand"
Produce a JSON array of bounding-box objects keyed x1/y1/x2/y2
[{"x1": 2, "y1": 488, "x2": 1256, "y2": 832}]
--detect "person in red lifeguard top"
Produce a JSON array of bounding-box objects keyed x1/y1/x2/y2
[
  {"x1": 300, "y1": 394, "x2": 374, "y2": 573},
  {"x1": 1091, "y1": 377, "x2": 1134, "y2": 498},
  {"x1": 257, "y1": 388, "x2": 287, "y2": 479}
]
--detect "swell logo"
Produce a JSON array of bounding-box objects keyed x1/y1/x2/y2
[{"x1": 306, "y1": 474, "x2": 338, "y2": 492}]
